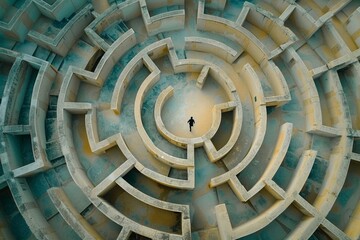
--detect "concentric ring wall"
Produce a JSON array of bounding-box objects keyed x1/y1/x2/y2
[{"x1": 0, "y1": 0, "x2": 359, "y2": 239}]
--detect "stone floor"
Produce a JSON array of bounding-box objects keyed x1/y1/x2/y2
[{"x1": 0, "y1": 0, "x2": 359, "y2": 239}]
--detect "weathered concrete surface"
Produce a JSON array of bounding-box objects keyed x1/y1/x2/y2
[{"x1": 0, "y1": 0, "x2": 359, "y2": 239}]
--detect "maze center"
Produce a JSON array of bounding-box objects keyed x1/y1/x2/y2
[
  {"x1": 0, "y1": 0, "x2": 360, "y2": 240},
  {"x1": 161, "y1": 73, "x2": 228, "y2": 138}
]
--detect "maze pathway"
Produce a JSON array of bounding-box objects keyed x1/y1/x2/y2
[{"x1": 0, "y1": 0, "x2": 359, "y2": 239}]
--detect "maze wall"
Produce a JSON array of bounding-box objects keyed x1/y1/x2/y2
[{"x1": 0, "y1": 0, "x2": 359, "y2": 239}]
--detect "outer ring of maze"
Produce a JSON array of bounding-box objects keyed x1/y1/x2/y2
[{"x1": 1, "y1": 0, "x2": 360, "y2": 239}]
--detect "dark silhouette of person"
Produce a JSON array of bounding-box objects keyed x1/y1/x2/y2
[{"x1": 187, "y1": 117, "x2": 195, "y2": 132}]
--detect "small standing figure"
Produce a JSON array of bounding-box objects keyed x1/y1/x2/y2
[{"x1": 187, "y1": 116, "x2": 195, "y2": 132}]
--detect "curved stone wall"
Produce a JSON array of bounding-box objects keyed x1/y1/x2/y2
[{"x1": 0, "y1": 0, "x2": 359, "y2": 239}]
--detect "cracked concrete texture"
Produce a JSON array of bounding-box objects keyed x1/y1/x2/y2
[{"x1": 0, "y1": 0, "x2": 359, "y2": 239}]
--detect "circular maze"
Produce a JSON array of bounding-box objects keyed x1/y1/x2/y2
[{"x1": 0, "y1": 0, "x2": 360, "y2": 239}]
